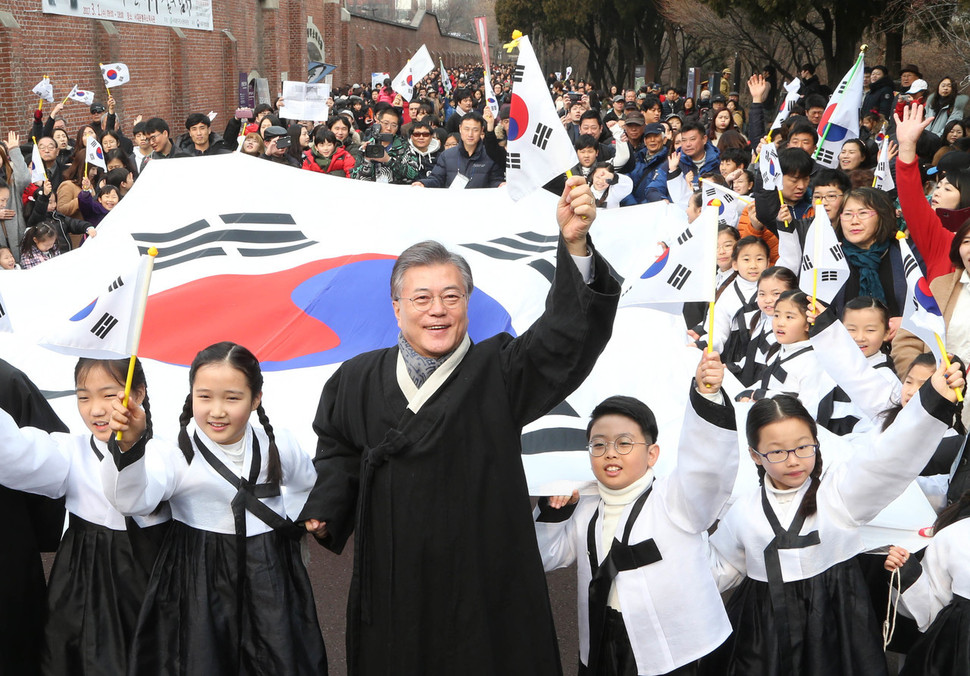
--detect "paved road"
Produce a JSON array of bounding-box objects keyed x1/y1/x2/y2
[{"x1": 307, "y1": 535, "x2": 580, "y2": 675}]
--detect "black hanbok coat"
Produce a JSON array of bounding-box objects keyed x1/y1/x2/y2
[
  {"x1": 0, "y1": 359, "x2": 67, "y2": 676},
  {"x1": 300, "y1": 238, "x2": 620, "y2": 675}
]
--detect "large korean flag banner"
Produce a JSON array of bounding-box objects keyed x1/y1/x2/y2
[{"x1": 0, "y1": 154, "x2": 701, "y2": 496}]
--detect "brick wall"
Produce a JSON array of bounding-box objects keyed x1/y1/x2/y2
[{"x1": 0, "y1": 0, "x2": 476, "y2": 138}]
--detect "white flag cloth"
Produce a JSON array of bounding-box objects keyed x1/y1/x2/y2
[
  {"x1": 619, "y1": 205, "x2": 717, "y2": 307},
  {"x1": 758, "y1": 139, "x2": 783, "y2": 191},
  {"x1": 564, "y1": 66, "x2": 573, "y2": 81},
  {"x1": 814, "y1": 51, "x2": 865, "y2": 168},
  {"x1": 798, "y1": 205, "x2": 850, "y2": 303},
  {"x1": 898, "y1": 236, "x2": 947, "y2": 362},
  {"x1": 874, "y1": 133, "x2": 895, "y2": 192},
  {"x1": 40, "y1": 253, "x2": 154, "y2": 358},
  {"x1": 30, "y1": 144, "x2": 46, "y2": 183},
  {"x1": 86, "y1": 136, "x2": 107, "y2": 170},
  {"x1": 769, "y1": 79, "x2": 801, "y2": 132},
  {"x1": 67, "y1": 85, "x2": 95, "y2": 106},
  {"x1": 484, "y1": 77, "x2": 501, "y2": 120},
  {"x1": 391, "y1": 45, "x2": 434, "y2": 101},
  {"x1": 440, "y1": 59, "x2": 452, "y2": 96},
  {"x1": 101, "y1": 62, "x2": 131, "y2": 88},
  {"x1": 506, "y1": 35, "x2": 576, "y2": 201},
  {"x1": 32, "y1": 77, "x2": 54, "y2": 103},
  {"x1": 700, "y1": 178, "x2": 752, "y2": 229}
]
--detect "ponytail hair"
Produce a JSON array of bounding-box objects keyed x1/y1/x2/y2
[
  {"x1": 933, "y1": 489, "x2": 970, "y2": 533},
  {"x1": 184, "y1": 341, "x2": 282, "y2": 485},
  {"x1": 746, "y1": 395, "x2": 823, "y2": 518},
  {"x1": 75, "y1": 357, "x2": 152, "y2": 440}
]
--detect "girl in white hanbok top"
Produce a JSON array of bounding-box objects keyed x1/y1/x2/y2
[
  {"x1": 885, "y1": 489, "x2": 970, "y2": 675},
  {"x1": 704, "y1": 359, "x2": 964, "y2": 676},
  {"x1": 103, "y1": 341, "x2": 327, "y2": 675},
  {"x1": 0, "y1": 357, "x2": 168, "y2": 675}
]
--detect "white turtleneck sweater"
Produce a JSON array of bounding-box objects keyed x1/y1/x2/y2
[{"x1": 598, "y1": 469, "x2": 655, "y2": 610}]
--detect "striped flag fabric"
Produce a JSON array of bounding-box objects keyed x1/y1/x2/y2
[
  {"x1": 769, "y1": 79, "x2": 801, "y2": 132},
  {"x1": 506, "y1": 35, "x2": 575, "y2": 201},
  {"x1": 391, "y1": 45, "x2": 434, "y2": 101},
  {"x1": 898, "y1": 235, "x2": 947, "y2": 363},
  {"x1": 814, "y1": 50, "x2": 865, "y2": 168},
  {"x1": 32, "y1": 77, "x2": 54, "y2": 103},
  {"x1": 798, "y1": 203, "x2": 850, "y2": 303},
  {"x1": 873, "y1": 132, "x2": 895, "y2": 192},
  {"x1": 100, "y1": 62, "x2": 131, "y2": 88},
  {"x1": 700, "y1": 177, "x2": 753, "y2": 228},
  {"x1": 68, "y1": 85, "x2": 95, "y2": 106}
]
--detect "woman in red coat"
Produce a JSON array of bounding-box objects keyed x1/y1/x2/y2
[
  {"x1": 302, "y1": 127, "x2": 355, "y2": 178},
  {"x1": 895, "y1": 103, "x2": 970, "y2": 281}
]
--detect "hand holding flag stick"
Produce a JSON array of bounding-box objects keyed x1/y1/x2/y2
[
  {"x1": 116, "y1": 247, "x2": 159, "y2": 442},
  {"x1": 934, "y1": 338, "x2": 964, "y2": 402}
]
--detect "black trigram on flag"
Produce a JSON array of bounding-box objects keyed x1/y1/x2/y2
[
  {"x1": 507, "y1": 152, "x2": 521, "y2": 170},
  {"x1": 820, "y1": 270, "x2": 839, "y2": 282},
  {"x1": 903, "y1": 254, "x2": 919, "y2": 277},
  {"x1": 0, "y1": 301, "x2": 5, "y2": 319},
  {"x1": 830, "y1": 245, "x2": 844, "y2": 262},
  {"x1": 107, "y1": 276, "x2": 125, "y2": 292},
  {"x1": 91, "y1": 313, "x2": 118, "y2": 339},
  {"x1": 532, "y1": 123, "x2": 553, "y2": 150},
  {"x1": 512, "y1": 65, "x2": 525, "y2": 83},
  {"x1": 677, "y1": 229, "x2": 693, "y2": 246},
  {"x1": 816, "y1": 148, "x2": 836, "y2": 165},
  {"x1": 667, "y1": 264, "x2": 691, "y2": 290},
  {"x1": 801, "y1": 254, "x2": 813, "y2": 272}
]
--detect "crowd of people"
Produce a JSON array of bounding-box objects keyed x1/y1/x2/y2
[{"x1": 0, "y1": 54, "x2": 969, "y2": 676}]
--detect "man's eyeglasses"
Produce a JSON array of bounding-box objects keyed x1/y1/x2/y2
[
  {"x1": 411, "y1": 132, "x2": 431, "y2": 138},
  {"x1": 395, "y1": 292, "x2": 466, "y2": 311},
  {"x1": 816, "y1": 192, "x2": 843, "y2": 204},
  {"x1": 752, "y1": 444, "x2": 818, "y2": 464}
]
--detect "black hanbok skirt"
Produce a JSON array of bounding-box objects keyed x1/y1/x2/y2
[
  {"x1": 901, "y1": 594, "x2": 970, "y2": 676},
  {"x1": 127, "y1": 521, "x2": 327, "y2": 676},
  {"x1": 41, "y1": 515, "x2": 151, "y2": 676},
  {"x1": 700, "y1": 558, "x2": 889, "y2": 676}
]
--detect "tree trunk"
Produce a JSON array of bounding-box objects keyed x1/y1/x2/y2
[{"x1": 884, "y1": 30, "x2": 902, "y2": 79}]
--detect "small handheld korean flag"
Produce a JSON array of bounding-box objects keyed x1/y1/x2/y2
[
  {"x1": 506, "y1": 35, "x2": 576, "y2": 201},
  {"x1": 814, "y1": 48, "x2": 865, "y2": 168},
  {"x1": 391, "y1": 45, "x2": 434, "y2": 101},
  {"x1": 440, "y1": 59, "x2": 452, "y2": 96},
  {"x1": 32, "y1": 77, "x2": 54, "y2": 103},
  {"x1": 758, "y1": 140, "x2": 783, "y2": 191},
  {"x1": 40, "y1": 251, "x2": 155, "y2": 359},
  {"x1": 798, "y1": 204, "x2": 849, "y2": 303},
  {"x1": 86, "y1": 136, "x2": 107, "y2": 170},
  {"x1": 30, "y1": 143, "x2": 46, "y2": 183},
  {"x1": 619, "y1": 206, "x2": 717, "y2": 308},
  {"x1": 898, "y1": 235, "x2": 947, "y2": 363},
  {"x1": 700, "y1": 177, "x2": 752, "y2": 228},
  {"x1": 769, "y1": 79, "x2": 801, "y2": 132},
  {"x1": 100, "y1": 62, "x2": 131, "y2": 88},
  {"x1": 874, "y1": 132, "x2": 895, "y2": 191},
  {"x1": 68, "y1": 85, "x2": 95, "y2": 106}
]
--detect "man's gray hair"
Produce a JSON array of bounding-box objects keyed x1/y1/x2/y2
[{"x1": 390, "y1": 241, "x2": 474, "y2": 299}]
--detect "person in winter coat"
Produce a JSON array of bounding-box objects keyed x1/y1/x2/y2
[
  {"x1": 862, "y1": 66, "x2": 896, "y2": 120},
  {"x1": 301, "y1": 127, "x2": 355, "y2": 178},
  {"x1": 413, "y1": 112, "x2": 504, "y2": 189},
  {"x1": 406, "y1": 121, "x2": 442, "y2": 179},
  {"x1": 927, "y1": 77, "x2": 969, "y2": 137}
]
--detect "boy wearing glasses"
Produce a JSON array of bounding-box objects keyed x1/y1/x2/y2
[{"x1": 536, "y1": 351, "x2": 739, "y2": 675}]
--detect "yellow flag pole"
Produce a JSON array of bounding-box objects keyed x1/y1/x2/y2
[
  {"x1": 117, "y1": 247, "x2": 159, "y2": 442},
  {"x1": 811, "y1": 199, "x2": 822, "y2": 317},
  {"x1": 934, "y1": 333, "x2": 964, "y2": 402}
]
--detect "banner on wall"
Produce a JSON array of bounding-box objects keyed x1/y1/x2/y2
[{"x1": 42, "y1": 0, "x2": 213, "y2": 31}]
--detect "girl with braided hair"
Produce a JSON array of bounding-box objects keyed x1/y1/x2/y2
[
  {"x1": 103, "y1": 341, "x2": 327, "y2": 675},
  {"x1": 0, "y1": 357, "x2": 168, "y2": 674}
]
